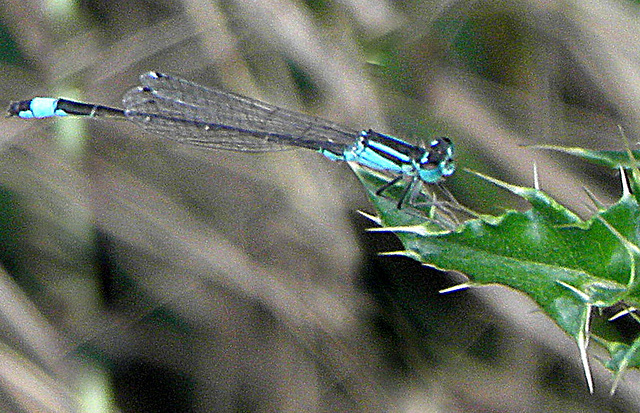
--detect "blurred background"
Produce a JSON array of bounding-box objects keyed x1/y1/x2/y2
[{"x1": 0, "y1": 0, "x2": 639, "y2": 411}]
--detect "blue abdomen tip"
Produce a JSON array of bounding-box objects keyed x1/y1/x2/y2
[{"x1": 23, "y1": 98, "x2": 66, "y2": 119}]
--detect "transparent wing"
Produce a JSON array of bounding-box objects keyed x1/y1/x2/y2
[{"x1": 122, "y1": 72, "x2": 359, "y2": 152}]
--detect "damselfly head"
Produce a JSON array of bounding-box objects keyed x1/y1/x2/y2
[{"x1": 419, "y1": 137, "x2": 455, "y2": 182}]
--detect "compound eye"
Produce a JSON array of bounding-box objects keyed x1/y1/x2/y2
[{"x1": 430, "y1": 137, "x2": 451, "y2": 148}]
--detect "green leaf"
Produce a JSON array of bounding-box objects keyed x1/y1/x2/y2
[
  {"x1": 532, "y1": 144, "x2": 640, "y2": 169},
  {"x1": 351, "y1": 164, "x2": 640, "y2": 393},
  {"x1": 533, "y1": 144, "x2": 640, "y2": 196}
]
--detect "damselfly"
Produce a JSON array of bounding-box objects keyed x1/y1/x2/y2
[{"x1": 8, "y1": 71, "x2": 455, "y2": 208}]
